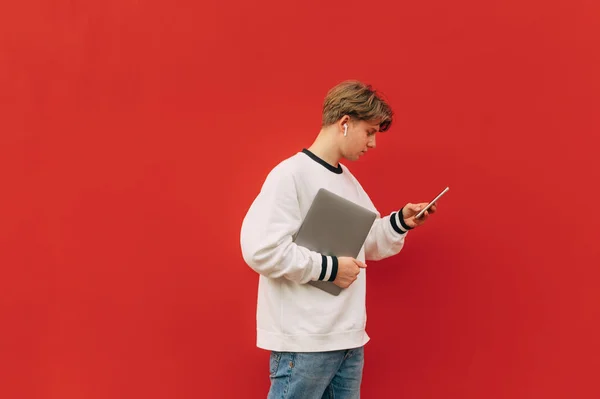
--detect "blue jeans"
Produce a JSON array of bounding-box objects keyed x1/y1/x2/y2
[{"x1": 267, "y1": 346, "x2": 364, "y2": 399}]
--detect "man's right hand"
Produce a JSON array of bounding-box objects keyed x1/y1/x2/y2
[{"x1": 333, "y1": 257, "x2": 367, "y2": 288}]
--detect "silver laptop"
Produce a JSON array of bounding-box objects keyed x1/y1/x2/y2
[{"x1": 293, "y1": 188, "x2": 378, "y2": 295}]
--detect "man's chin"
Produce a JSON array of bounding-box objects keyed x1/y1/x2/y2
[{"x1": 342, "y1": 152, "x2": 364, "y2": 161}]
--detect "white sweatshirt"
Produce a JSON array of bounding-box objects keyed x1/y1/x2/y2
[{"x1": 240, "y1": 149, "x2": 412, "y2": 352}]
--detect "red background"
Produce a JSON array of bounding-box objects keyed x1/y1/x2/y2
[{"x1": 1, "y1": 0, "x2": 599, "y2": 398}]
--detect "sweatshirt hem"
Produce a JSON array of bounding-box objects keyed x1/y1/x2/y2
[{"x1": 256, "y1": 328, "x2": 370, "y2": 352}]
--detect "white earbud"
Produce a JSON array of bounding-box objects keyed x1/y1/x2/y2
[{"x1": 343, "y1": 123, "x2": 348, "y2": 137}]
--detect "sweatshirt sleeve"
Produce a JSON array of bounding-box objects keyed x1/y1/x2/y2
[
  {"x1": 240, "y1": 166, "x2": 339, "y2": 284},
  {"x1": 362, "y1": 209, "x2": 412, "y2": 261},
  {"x1": 348, "y1": 173, "x2": 411, "y2": 261}
]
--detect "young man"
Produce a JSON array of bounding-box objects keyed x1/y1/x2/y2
[{"x1": 240, "y1": 80, "x2": 438, "y2": 398}]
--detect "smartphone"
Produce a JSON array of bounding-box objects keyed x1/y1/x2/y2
[{"x1": 415, "y1": 187, "x2": 449, "y2": 219}]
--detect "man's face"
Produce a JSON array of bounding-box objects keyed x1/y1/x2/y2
[{"x1": 341, "y1": 120, "x2": 380, "y2": 161}]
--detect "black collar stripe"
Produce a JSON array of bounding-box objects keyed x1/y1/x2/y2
[{"x1": 301, "y1": 149, "x2": 343, "y2": 174}]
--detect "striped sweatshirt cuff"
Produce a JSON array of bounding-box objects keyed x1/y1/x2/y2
[
  {"x1": 390, "y1": 208, "x2": 413, "y2": 235},
  {"x1": 319, "y1": 255, "x2": 339, "y2": 282}
]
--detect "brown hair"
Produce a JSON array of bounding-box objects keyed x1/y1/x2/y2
[{"x1": 321, "y1": 80, "x2": 394, "y2": 132}]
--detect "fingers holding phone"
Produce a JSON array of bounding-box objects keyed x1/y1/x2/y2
[
  {"x1": 403, "y1": 203, "x2": 431, "y2": 228},
  {"x1": 402, "y1": 187, "x2": 448, "y2": 228}
]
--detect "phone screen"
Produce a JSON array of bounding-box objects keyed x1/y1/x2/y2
[{"x1": 415, "y1": 187, "x2": 449, "y2": 219}]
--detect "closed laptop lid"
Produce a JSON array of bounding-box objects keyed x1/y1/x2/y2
[{"x1": 294, "y1": 188, "x2": 377, "y2": 259}]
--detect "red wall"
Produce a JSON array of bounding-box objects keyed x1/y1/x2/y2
[{"x1": 2, "y1": 0, "x2": 599, "y2": 398}]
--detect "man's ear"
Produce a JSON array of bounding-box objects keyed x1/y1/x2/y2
[{"x1": 338, "y1": 115, "x2": 350, "y2": 131}]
